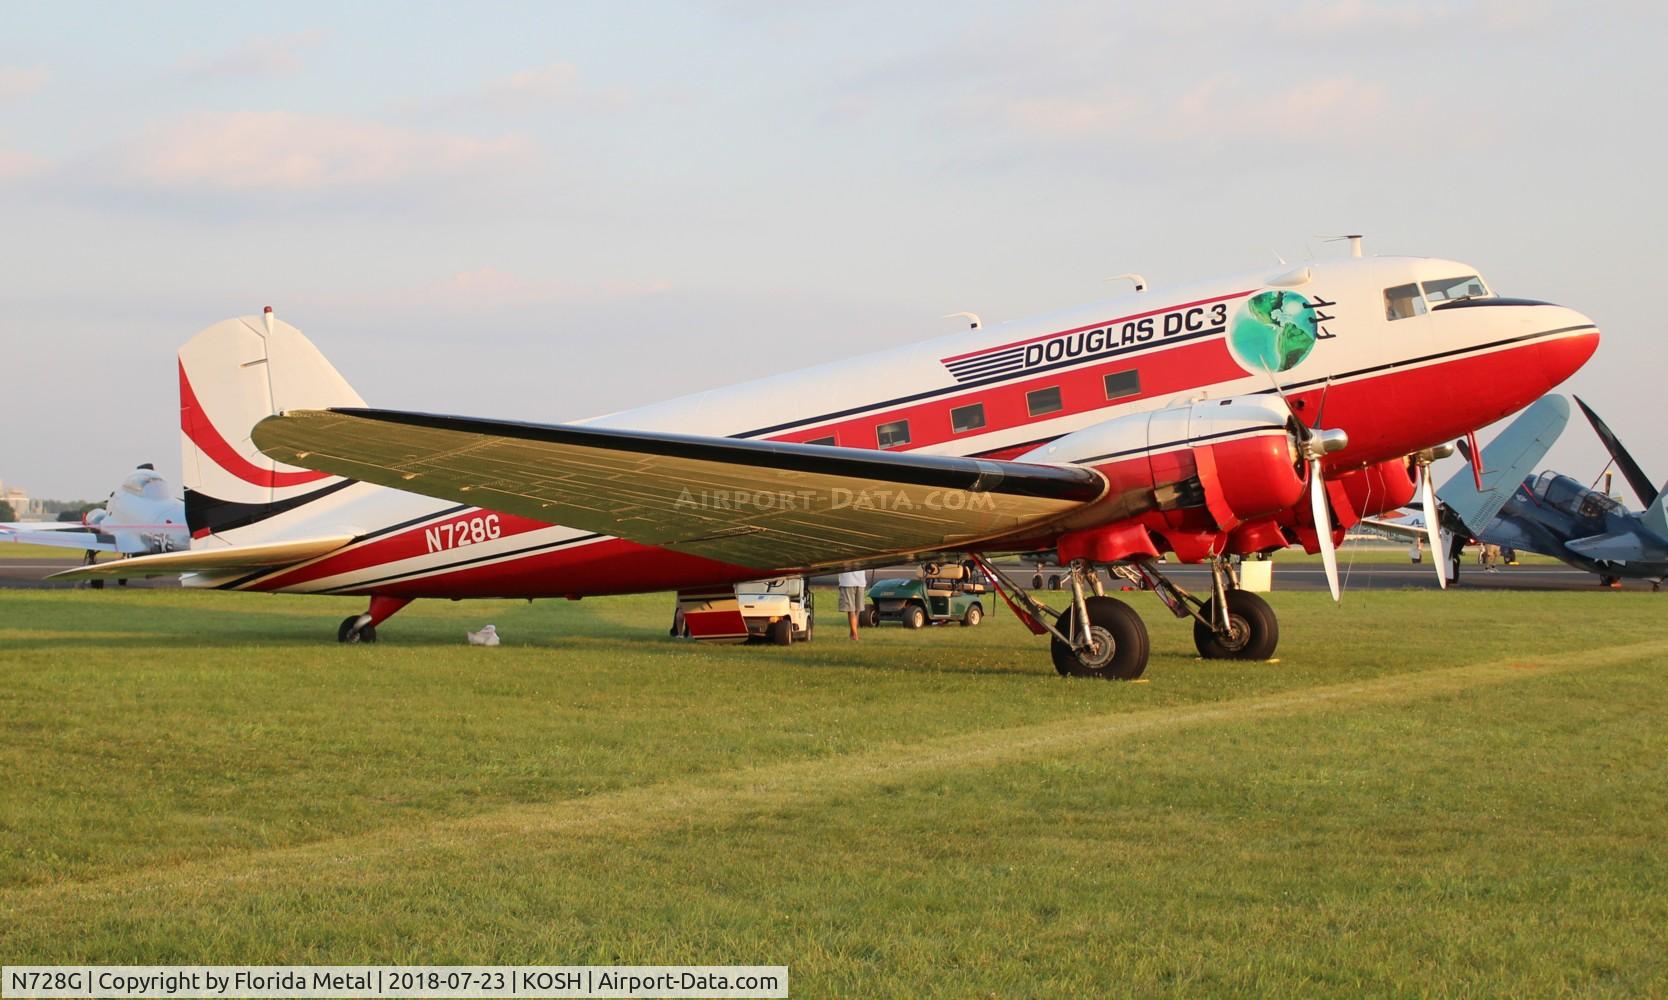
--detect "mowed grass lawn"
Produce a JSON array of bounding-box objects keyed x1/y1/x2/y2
[{"x1": 2, "y1": 586, "x2": 1666, "y2": 995}]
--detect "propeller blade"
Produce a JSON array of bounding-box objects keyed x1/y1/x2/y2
[
  {"x1": 1311, "y1": 460, "x2": 1341, "y2": 602},
  {"x1": 1419, "y1": 466, "x2": 1447, "y2": 590}
]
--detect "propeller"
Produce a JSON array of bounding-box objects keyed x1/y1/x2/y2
[
  {"x1": 1412, "y1": 443, "x2": 1456, "y2": 590},
  {"x1": 1264, "y1": 373, "x2": 1348, "y2": 601},
  {"x1": 1300, "y1": 425, "x2": 1350, "y2": 601}
]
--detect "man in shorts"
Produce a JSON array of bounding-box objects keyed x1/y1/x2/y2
[{"x1": 837, "y1": 569, "x2": 867, "y2": 640}]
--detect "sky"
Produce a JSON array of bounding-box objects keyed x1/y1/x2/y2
[{"x1": 2, "y1": 1, "x2": 1665, "y2": 504}]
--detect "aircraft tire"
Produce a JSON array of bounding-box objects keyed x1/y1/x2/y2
[
  {"x1": 769, "y1": 618, "x2": 794, "y2": 646},
  {"x1": 1032, "y1": 575, "x2": 1044, "y2": 589},
  {"x1": 1047, "y1": 574, "x2": 1062, "y2": 590},
  {"x1": 1193, "y1": 591, "x2": 1278, "y2": 661},
  {"x1": 338, "y1": 615, "x2": 378, "y2": 644},
  {"x1": 1051, "y1": 596, "x2": 1148, "y2": 680}
]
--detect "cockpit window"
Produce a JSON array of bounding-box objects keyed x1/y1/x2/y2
[
  {"x1": 1384, "y1": 283, "x2": 1427, "y2": 321},
  {"x1": 1422, "y1": 274, "x2": 1489, "y2": 303},
  {"x1": 1578, "y1": 491, "x2": 1621, "y2": 519}
]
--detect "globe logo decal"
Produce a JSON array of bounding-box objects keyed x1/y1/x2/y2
[{"x1": 1229, "y1": 290, "x2": 1318, "y2": 373}]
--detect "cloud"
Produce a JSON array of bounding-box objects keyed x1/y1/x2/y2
[
  {"x1": 418, "y1": 266, "x2": 671, "y2": 309},
  {"x1": 423, "y1": 62, "x2": 629, "y2": 116},
  {"x1": 112, "y1": 111, "x2": 533, "y2": 192},
  {"x1": 0, "y1": 144, "x2": 45, "y2": 181},
  {"x1": 484, "y1": 63, "x2": 582, "y2": 104},
  {"x1": 171, "y1": 30, "x2": 327, "y2": 81},
  {"x1": 0, "y1": 66, "x2": 48, "y2": 101},
  {"x1": 987, "y1": 73, "x2": 1391, "y2": 145}
]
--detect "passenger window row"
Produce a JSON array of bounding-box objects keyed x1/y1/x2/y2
[{"x1": 826, "y1": 368, "x2": 1147, "y2": 449}]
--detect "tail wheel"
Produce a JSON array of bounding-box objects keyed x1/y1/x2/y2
[
  {"x1": 1051, "y1": 596, "x2": 1149, "y2": 680},
  {"x1": 961, "y1": 603, "x2": 983, "y2": 627},
  {"x1": 902, "y1": 604, "x2": 926, "y2": 630},
  {"x1": 769, "y1": 618, "x2": 794, "y2": 646},
  {"x1": 337, "y1": 616, "x2": 377, "y2": 644},
  {"x1": 1193, "y1": 590, "x2": 1278, "y2": 660}
]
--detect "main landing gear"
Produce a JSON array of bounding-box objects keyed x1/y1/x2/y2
[
  {"x1": 972, "y1": 555, "x2": 1279, "y2": 680},
  {"x1": 337, "y1": 595, "x2": 411, "y2": 644}
]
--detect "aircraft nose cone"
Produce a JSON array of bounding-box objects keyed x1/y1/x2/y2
[{"x1": 1539, "y1": 307, "x2": 1600, "y2": 390}]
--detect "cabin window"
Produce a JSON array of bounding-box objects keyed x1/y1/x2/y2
[
  {"x1": 805, "y1": 435, "x2": 836, "y2": 446},
  {"x1": 1103, "y1": 369, "x2": 1140, "y2": 400},
  {"x1": 1026, "y1": 386, "x2": 1063, "y2": 417},
  {"x1": 876, "y1": 420, "x2": 910, "y2": 449},
  {"x1": 1384, "y1": 283, "x2": 1427, "y2": 321},
  {"x1": 950, "y1": 402, "x2": 986, "y2": 434},
  {"x1": 1422, "y1": 274, "x2": 1489, "y2": 303}
]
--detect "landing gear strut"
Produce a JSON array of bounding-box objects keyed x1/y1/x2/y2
[
  {"x1": 973, "y1": 557, "x2": 1149, "y2": 679},
  {"x1": 1116, "y1": 557, "x2": 1280, "y2": 662},
  {"x1": 337, "y1": 595, "x2": 411, "y2": 643}
]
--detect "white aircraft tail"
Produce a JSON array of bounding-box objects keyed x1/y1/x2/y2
[{"x1": 179, "y1": 309, "x2": 365, "y2": 537}]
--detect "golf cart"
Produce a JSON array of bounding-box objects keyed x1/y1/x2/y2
[{"x1": 864, "y1": 561, "x2": 987, "y2": 629}]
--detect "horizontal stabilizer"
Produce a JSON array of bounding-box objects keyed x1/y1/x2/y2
[
  {"x1": 48, "y1": 535, "x2": 355, "y2": 580},
  {"x1": 1, "y1": 525, "x2": 120, "y2": 554},
  {"x1": 1441, "y1": 395, "x2": 1569, "y2": 534}
]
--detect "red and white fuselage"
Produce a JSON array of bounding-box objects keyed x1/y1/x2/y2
[{"x1": 178, "y1": 254, "x2": 1599, "y2": 599}]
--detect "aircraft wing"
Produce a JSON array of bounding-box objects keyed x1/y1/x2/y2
[
  {"x1": 1564, "y1": 531, "x2": 1648, "y2": 564},
  {"x1": 1360, "y1": 516, "x2": 1425, "y2": 542},
  {"x1": 48, "y1": 535, "x2": 356, "y2": 580},
  {"x1": 0, "y1": 523, "x2": 120, "y2": 553},
  {"x1": 251, "y1": 408, "x2": 1107, "y2": 571},
  {"x1": 1439, "y1": 394, "x2": 1569, "y2": 535}
]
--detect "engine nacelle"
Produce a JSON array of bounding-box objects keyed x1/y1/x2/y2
[
  {"x1": 1018, "y1": 395, "x2": 1308, "y2": 562},
  {"x1": 1333, "y1": 456, "x2": 1419, "y2": 519}
]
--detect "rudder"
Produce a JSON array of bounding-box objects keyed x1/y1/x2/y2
[{"x1": 179, "y1": 308, "x2": 364, "y2": 537}]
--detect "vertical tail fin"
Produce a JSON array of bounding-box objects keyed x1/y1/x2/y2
[
  {"x1": 179, "y1": 310, "x2": 364, "y2": 538},
  {"x1": 1646, "y1": 487, "x2": 1668, "y2": 542}
]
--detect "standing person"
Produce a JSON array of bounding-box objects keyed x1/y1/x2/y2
[{"x1": 837, "y1": 569, "x2": 867, "y2": 640}]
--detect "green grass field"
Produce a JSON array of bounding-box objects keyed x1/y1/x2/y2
[
  {"x1": 2, "y1": 586, "x2": 1665, "y2": 995},
  {"x1": 0, "y1": 541, "x2": 86, "y2": 560}
]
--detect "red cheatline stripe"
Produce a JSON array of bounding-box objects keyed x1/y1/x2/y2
[
  {"x1": 179, "y1": 360, "x2": 329, "y2": 489},
  {"x1": 939, "y1": 289, "x2": 1253, "y2": 364}
]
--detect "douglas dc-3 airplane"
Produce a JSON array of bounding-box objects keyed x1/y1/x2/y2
[
  {"x1": 2, "y1": 465, "x2": 189, "y2": 568},
  {"x1": 60, "y1": 245, "x2": 1601, "y2": 679}
]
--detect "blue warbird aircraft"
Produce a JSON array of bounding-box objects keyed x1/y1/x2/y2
[{"x1": 1371, "y1": 395, "x2": 1668, "y2": 589}]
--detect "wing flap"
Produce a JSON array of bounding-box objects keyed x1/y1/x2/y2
[
  {"x1": 252, "y1": 408, "x2": 1105, "y2": 570},
  {"x1": 48, "y1": 535, "x2": 356, "y2": 580}
]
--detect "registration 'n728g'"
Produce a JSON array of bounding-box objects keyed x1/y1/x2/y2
[{"x1": 424, "y1": 514, "x2": 501, "y2": 553}]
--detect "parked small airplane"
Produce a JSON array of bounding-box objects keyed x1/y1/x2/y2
[
  {"x1": 1374, "y1": 396, "x2": 1667, "y2": 588},
  {"x1": 57, "y1": 247, "x2": 1600, "y2": 678},
  {"x1": 1, "y1": 464, "x2": 189, "y2": 569}
]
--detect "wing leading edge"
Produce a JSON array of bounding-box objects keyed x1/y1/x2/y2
[{"x1": 252, "y1": 408, "x2": 1106, "y2": 570}]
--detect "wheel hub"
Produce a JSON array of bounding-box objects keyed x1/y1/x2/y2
[
  {"x1": 1216, "y1": 614, "x2": 1251, "y2": 652},
  {"x1": 1074, "y1": 625, "x2": 1116, "y2": 670}
]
